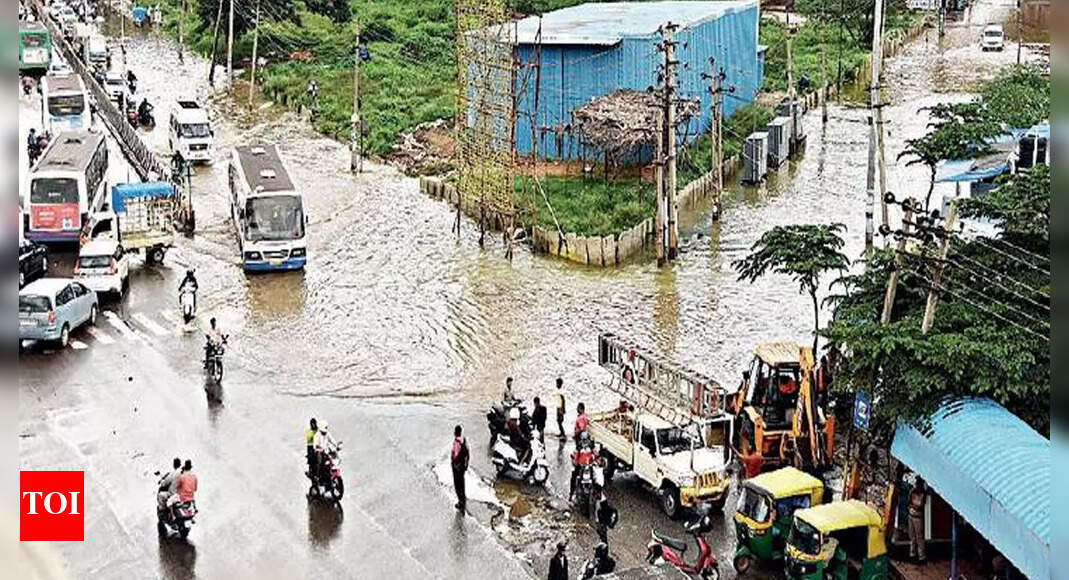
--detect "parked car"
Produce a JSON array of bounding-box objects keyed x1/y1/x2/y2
[
  {"x1": 104, "y1": 70, "x2": 128, "y2": 106},
  {"x1": 19, "y1": 278, "x2": 98, "y2": 348},
  {"x1": 19, "y1": 239, "x2": 48, "y2": 288},
  {"x1": 74, "y1": 238, "x2": 130, "y2": 295},
  {"x1": 981, "y1": 24, "x2": 1004, "y2": 51}
]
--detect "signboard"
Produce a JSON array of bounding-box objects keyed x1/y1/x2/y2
[
  {"x1": 907, "y1": 0, "x2": 938, "y2": 10},
  {"x1": 853, "y1": 390, "x2": 871, "y2": 432}
]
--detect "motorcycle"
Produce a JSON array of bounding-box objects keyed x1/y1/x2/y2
[
  {"x1": 491, "y1": 430, "x2": 549, "y2": 485},
  {"x1": 580, "y1": 542, "x2": 616, "y2": 579},
  {"x1": 204, "y1": 335, "x2": 227, "y2": 383},
  {"x1": 571, "y1": 442, "x2": 605, "y2": 518},
  {"x1": 306, "y1": 445, "x2": 345, "y2": 504},
  {"x1": 179, "y1": 288, "x2": 196, "y2": 325},
  {"x1": 154, "y1": 475, "x2": 197, "y2": 540},
  {"x1": 646, "y1": 514, "x2": 720, "y2": 580},
  {"x1": 487, "y1": 399, "x2": 530, "y2": 446},
  {"x1": 138, "y1": 103, "x2": 155, "y2": 127}
]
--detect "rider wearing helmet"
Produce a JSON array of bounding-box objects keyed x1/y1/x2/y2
[
  {"x1": 179, "y1": 269, "x2": 198, "y2": 307},
  {"x1": 313, "y1": 421, "x2": 340, "y2": 482}
]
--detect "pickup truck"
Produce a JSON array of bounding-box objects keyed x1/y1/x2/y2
[
  {"x1": 589, "y1": 408, "x2": 733, "y2": 519},
  {"x1": 82, "y1": 182, "x2": 177, "y2": 265}
]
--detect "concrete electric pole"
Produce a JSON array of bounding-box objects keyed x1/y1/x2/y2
[
  {"x1": 226, "y1": 0, "x2": 235, "y2": 92},
  {"x1": 865, "y1": 0, "x2": 887, "y2": 256},
  {"x1": 663, "y1": 22, "x2": 680, "y2": 260},
  {"x1": 351, "y1": 18, "x2": 362, "y2": 173},
  {"x1": 248, "y1": 0, "x2": 260, "y2": 106},
  {"x1": 922, "y1": 196, "x2": 959, "y2": 333}
]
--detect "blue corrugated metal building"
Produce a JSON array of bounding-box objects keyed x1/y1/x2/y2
[
  {"x1": 510, "y1": 1, "x2": 763, "y2": 161},
  {"x1": 891, "y1": 398, "x2": 1050, "y2": 580}
]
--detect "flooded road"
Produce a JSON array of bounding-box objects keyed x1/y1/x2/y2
[{"x1": 18, "y1": 0, "x2": 1022, "y2": 577}]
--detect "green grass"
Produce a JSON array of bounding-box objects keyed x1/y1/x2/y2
[{"x1": 517, "y1": 176, "x2": 655, "y2": 238}]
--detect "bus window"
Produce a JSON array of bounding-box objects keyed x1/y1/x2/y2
[
  {"x1": 48, "y1": 95, "x2": 85, "y2": 116},
  {"x1": 31, "y1": 178, "x2": 79, "y2": 204}
]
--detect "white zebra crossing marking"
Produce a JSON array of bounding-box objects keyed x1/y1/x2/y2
[
  {"x1": 86, "y1": 327, "x2": 115, "y2": 344},
  {"x1": 104, "y1": 311, "x2": 140, "y2": 341},
  {"x1": 132, "y1": 312, "x2": 170, "y2": 336}
]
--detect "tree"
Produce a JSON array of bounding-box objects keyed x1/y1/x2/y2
[
  {"x1": 733, "y1": 223, "x2": 850, "y2": 354},
  {"x1": 195, "y1": 0, "x2": 296, "y2": 40},
  {"x1": 822, "y1": 166, "x2": 1050, "y2": 437}
]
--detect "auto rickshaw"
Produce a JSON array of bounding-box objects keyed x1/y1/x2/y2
[
  {"x1": 784, "y1": 500, "x2": 888, "y2": 580},
  {"x1": 733, "y1": 466, "x2": 825, "y2": 574}
]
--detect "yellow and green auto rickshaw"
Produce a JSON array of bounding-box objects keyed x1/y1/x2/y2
[
  {"x1": 784, "y1": 500, "x2": 888, "y2": 580},
  {"x1": 733, "y1": 467, "x2": 824, "y2": 574}
]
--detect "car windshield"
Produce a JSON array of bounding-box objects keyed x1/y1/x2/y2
[
  {"x1": 655, "y1": 427, "x2": 696, "y2": 455},
  {"x1": 736, "y1": 487, "x2": 771, "y2": 523},
  {"x1": 107, "y1": 77, "x2": 124, "y2": 86},
  {"x1": 19, "y1": 295, "x2": 51, "y2": 314},
  {"x1": 48, "y1": 94, "x2": 85, "y2": 116},
  {"x1": 180, "y1": 123, "x2": 211, "y2": 138},
  {"x1": 788, "y1": 519, "x2": 823, "y2": 556},
  {"x1": 78, "y1": 255, "x2": 112, "y2": 269},
  {"x1": 246, "y1": 195, "x2": 304, "y2": 241},
  {"x1": 31, "y1": 178, "x2": 79, "y2": 204},
  {"x1": 985, "y1": 30, "x2": 1002, "y2": 37}
]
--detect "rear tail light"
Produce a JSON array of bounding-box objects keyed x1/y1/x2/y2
[
  {"x1": 47, "y1": 310, "x2": 56, "y2": 325},
  {"x1": 73, "y1": 266, "x2": 81, "y2": 275},
  {"x1": 108, "y1": 263, "x2": 117, "y2": 275}
]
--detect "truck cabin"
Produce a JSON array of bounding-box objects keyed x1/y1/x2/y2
[
  {"x1": 635, "y1": 414, "x2": 732, "y2": 463},
  {"x1": 745, "y1": 343, "x2": 807, "y2": 430}
]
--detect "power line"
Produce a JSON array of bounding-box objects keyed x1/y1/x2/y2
[
  {"x1": 965, "y1": 235, "x2": 1050, "y2": 275},
  {"x1": 915, "y1": 272, "x2": 1050, "y2": 342},
  {"x1": 946, "y1": 246, "x2": 1050, "y2": 297},
  {"x1": 962, "y1": 225, "x2": 1050, "y2": 264}
]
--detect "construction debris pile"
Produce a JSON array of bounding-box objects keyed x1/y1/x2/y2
[
  {"x1": 386, "y1": 119, "x2": 456, "y2": 176},
  {"x1": 573, "y1": 90, "x2": 700, "y2": 159}
]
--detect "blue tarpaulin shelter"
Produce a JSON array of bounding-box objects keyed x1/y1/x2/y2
[
  {"x1": 505, "y1": 1, "x2": 763, "y2": 161},
  {"x1": 130, "y1": 6, "x2": 148, "y2": 24},
  {"x1": 891, "y1": 398, "x2": 1050, "y2": 580}
]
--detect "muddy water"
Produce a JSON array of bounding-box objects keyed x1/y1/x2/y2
[{"x1": 106, "y1": 0, "x2": 1015, "y2": 415}]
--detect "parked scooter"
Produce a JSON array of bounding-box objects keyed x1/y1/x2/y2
[
  {"x1": 491, "y1": 430, "x2": 549, "y2": 485},
  {"x1": 646, "y1": 514, "x2": 720, "y2": 580},
  {"x1": 579, "y1": 542, "x2": 616, "y2": 579},
  {"x1": 306, "y1": 445, "x2": 345, "y2": 504}
]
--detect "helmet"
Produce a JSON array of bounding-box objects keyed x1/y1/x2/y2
[
  {"x1": 319, "y1": 422, "x2": 329, "y2": 434},
  {"x1": 508, "y1": 407, "x2": 520, "y2": 420},
  {"x1": 594, "y1": 542, "x2": 609, "y2": 559}
]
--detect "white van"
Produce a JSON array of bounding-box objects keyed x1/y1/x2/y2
[
  {"x1": 86, "y1": 33, "x2": 108, "y2": 65},
  {"x1": 981, "y1": 24, "x2": 1004, "y2": 51},
  {"x1": 169, "y1": 100, "x2": 214, "y2": 164},
  {"x1": 74, "y1": 239, "x2": 130, "y2": 295}
]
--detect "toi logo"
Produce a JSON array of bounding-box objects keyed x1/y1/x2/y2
[{"x1": 20, "y1": 471, "x2": 84, "y2": 541}]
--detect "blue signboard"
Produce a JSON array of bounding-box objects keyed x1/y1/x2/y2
[{"x1": 853, "y1": 390, "x2": 871, "y2": 432}]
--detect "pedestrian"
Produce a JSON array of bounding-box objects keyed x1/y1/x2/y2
[
  {"x1": 304, "y1": 418, "x2": 318, "y2": 479},
  {"x1": 531, "y1": 396, "x2": 547, "y2": 442},
  {"x1": 594, "y1": 488, "x2": 618, "y2": 545},
  {"x1": 503, "y1": 376, "x2": 517, "y2": 405},
  {"x1": 907, "y1": 476, "x2": 928, "y2": 563},
  {"x1": 548, "y1": 540, "x2": 568, "y2": 580},
  {"x1": 555, "y1": 378, "x2": 566, "y2": 439},
  {"x1": 573, "y1": 402, "x2": 589, "y2": 440},
  {"x1": 451, "y1": 424, "x2": 470, "y2": 511}
]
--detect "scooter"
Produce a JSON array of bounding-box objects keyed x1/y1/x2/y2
[
  {"x1": 179, "y1": 288, "x2": 196, "y2": 325},
  {"x1": 306, "y1": 446, "x2": 345, "y2": 504},
  {"x1": 646, "y1": 514, "x2": 720, "y2": 580},
  {"x1": 571, "y1": 451, "x2": 604, "y2": 519},
  {"x1": 487, "y1": 400, "x2": 530, "y2": 446},
  {"x1": 491, "y1": 431, "x2": 549, "y2": 485},
  {"x1": 154, "y1": 476, "x2": 197, "y2": 540}
]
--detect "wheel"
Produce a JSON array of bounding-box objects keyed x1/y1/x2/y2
[
  {"x1": 149, "y1": 247, "x2": 165, "y2": 264},
  {"x1": 602, "y1": 457, "x2": 616, "y2": 482},
  {"x1": 58, "y1": 324, "x2": 70, "y2": 348},
  {"x1": 661, "y1": 485, "x2": 681, "y2": 520},
  {"x1": 88, "y1": 304, "x2": 97, "y2": 326},
  {"x1": 330, "y1": 477, "x2": 344, "y2": 502},
  {"x1": 532, "y1": 465, "x2": 549, "y2": 485},
  {"x1": 177, "y1": 521, "x2": 190, "y2": 539},
  {"x1": 701, "y1": 564, "x2": 720, "y2": 580},
  {"x1": 210, "y1": 360, "x2": 224, "y2": 383},
  {"x1": 733, "y1": 554, "x2": 753, "y2": 575}
]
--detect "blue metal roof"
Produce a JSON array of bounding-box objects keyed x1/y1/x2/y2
[
  {"x1": 891, "y1": 398, "x2": 1050, "y2": 579},
  {"x1": 513, "y1": 1, "x2": 758, "y2": 45}
]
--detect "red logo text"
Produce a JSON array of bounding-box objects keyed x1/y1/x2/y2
[{"x1": 20, "y1": 471, "x2": 84, "y2": 541}]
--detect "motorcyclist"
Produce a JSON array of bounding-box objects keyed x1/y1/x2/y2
[
  {"x1": 126, "y1": 69, "x2": 137, "y2": 94},
  {"x1": 157, "y1": 457, "x2": 182, "y2": 514},
  {"x1": 204, "y1": 317, "x2": 224, "y2": 367},
  {"x1": 174, "y1": 459, "x2": 198, "y2": 507},
  {"x1": 179, "y1": 269, "x2": 198, "y2": 309},
  {"x1": 138, "y1": 98, "x2": 153, "y2": 125},
  {"x1": 505, "y1": 407, "x2": 531, "y2": 464},
  {"x1": 27, "y1": 129, "x2": 39, "y2": 166},
  {"x1": 569, "y1": 430, "x2": 595, "y2": 500},
  {"x1": 313, "y1": 421, "x2": 340, "y2": 483},
  {"x1": 304, "y1": 418, "x2": 319, "y2": 479}
]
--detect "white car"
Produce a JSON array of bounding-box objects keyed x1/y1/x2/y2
[
  {"x1": 74, "y1": 239, "x2": 131, "y2": 295},
  {"x1": 104, "y1": 71, "x2": 128, "y2": 106},
  {"x1": 981, "y1": 24, "x2": 1004, "y2": 51}
]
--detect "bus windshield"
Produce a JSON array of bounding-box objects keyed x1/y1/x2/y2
[
  {"x1": 31, "y1": 178, "x2": 79, "y2": 204},
  {"x1": 22, "y1": 33, "x2": 46, "y2": 47},
  {"x1": 246, "y1": 196, "x2": 304, "y2": 241},
  {"x1": 48, "y1": 94, "x2": 85, "y2": 116},
  {"x1": 180, "y1": 123, "x2": 211, "y2": 138}
]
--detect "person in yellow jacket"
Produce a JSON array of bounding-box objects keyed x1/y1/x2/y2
[{"x1": 304, "y1": 418, "x2": 318, "y2": 477}]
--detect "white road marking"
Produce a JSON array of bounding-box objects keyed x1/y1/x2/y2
[
  {"x1": 70, "y1": 340, "x2": 89, "y2": 350},
  {"x1": 104, "y1": 311, "x2": 140, "y2": 341},
  {"x1": 160, "y1": 310, "x2": 198, "y2": 333},
  {"x1": 132, "y1": 312, "x2": 170, "y2": 336},
  {"x1": 86, "y1": 327, "x2": 115, "y2": 345}
]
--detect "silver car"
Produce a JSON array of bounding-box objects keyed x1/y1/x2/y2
[{"x1": 19, "y1": 278, "x2": 99, "y2": 348}]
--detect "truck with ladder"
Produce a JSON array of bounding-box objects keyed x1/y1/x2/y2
[{"x1": 589, "y1": 333, "x2": 735, "y2": 519}]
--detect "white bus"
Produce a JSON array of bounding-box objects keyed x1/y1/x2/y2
[
  {"x1": 41, "y1": 73, "x2": 90, "y2": 133},
  {"x1": 24, "y1": 130, "x2": 109, "y2": 243},
  {"x1": 169, "y1": 100, "x2": 214, "y2": 164},
  {"x1": 228, "y1": 144, "x2": 307, "y2": 271}
]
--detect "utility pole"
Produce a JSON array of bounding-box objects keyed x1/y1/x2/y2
[
  {"x1": 655, "y1": 107, "x2": 666, "y2": 266},
  {"x1": 864, "y1": 0, "x2": 887, "y2": 257},
  {"x1": 1016, "y1": 3, "x2": 1023, "y2": 65},
  {"x1": 820, "y1": 0, "x2": 829, "y2": 123},
  {"x1": 938, "y1": 0, "x2": 946, "y2": 38},
  {"x1": 178, "y1": 0, "x2": 185, "y2": 63},
  {"x1": 836, "y1": 0, "x2": 845, "y2": 98},
  {"x1": 663, "y1": 22, "x2": 679, "y2": 260},
  {"x1": 881, "y1": 198, "x2": 915, "y2": 324},
  {"x1": 922, "y1": 194, "x2": 958, "y2": 333},
  {"x1": 705, "y1": 58, "x2": 724, "y2": 219},
  {"x1": 207, "y1": 0, "x2": 224, "y2": 85},
  {"x1": 786, "y1": 8, "x2": 794, "y2": 103},
  {"x1": 226, "y1": 0, "x2": 236, "y2": 92},
  {"x1": 350, "y1": 18, "x2": 362, "y2": 173},
  {"x1": 248, "y1": 0, "x2": 260, "y2": 107}
]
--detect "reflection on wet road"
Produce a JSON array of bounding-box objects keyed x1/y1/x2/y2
[{"x1": 17, "y1": 0, "x2": 1020, "y2": 577}]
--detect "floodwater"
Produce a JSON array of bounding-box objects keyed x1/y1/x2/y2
[{"x1": 16, "y1": 0, "x2": 1023, "y2": 577}]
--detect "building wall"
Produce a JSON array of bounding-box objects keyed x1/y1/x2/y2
[
  {"x1": 1021, "y1": 0, "x2": 1049, "y2": 31},
  {"x1": 512, "y1": 3, "x2": 762, "y2": 162}
]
